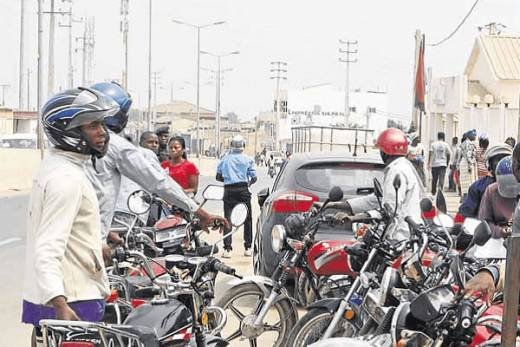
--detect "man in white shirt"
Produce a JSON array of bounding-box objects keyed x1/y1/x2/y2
[
  {"x1": 428, "y1": 131, "x2": 451, "y2": 195},
  {"x1": 22, "y1": 88, "x2": 118, "y2": 343}
]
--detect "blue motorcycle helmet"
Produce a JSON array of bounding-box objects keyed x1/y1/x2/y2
[
  {"x1": 90, "y1": 81, "x2": 132, "y2": 133},
  {"x1": 42, "y1": 87, "x2": 119, "y2": 158},
  {"x1": 496, "y1": 156, "x2": 520, "y2": 198}
]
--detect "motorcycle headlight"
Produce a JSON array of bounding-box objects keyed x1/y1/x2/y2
[{"x1": 271, "y1": 225, "x2": 286, "y2": 253}]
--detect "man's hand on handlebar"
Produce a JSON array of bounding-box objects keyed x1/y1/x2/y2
[{"x1": 195, "y1": 208, "x2": 230, "y2": 233}]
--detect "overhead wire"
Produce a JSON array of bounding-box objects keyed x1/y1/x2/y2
[{"x1": 427, "y1": 0, "x2": 481, "y2": 47}]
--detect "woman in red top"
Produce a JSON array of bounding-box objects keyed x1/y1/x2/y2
[{"x1": 161, "y1": 136, "x2": 200, "y2": 195}]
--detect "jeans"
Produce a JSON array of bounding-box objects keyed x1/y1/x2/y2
[
  {"x1": 431, "y1": 166, "x2": 447, "y2": 195},
  {"x1": 223, "y1": 183, "x2": 253, "y2": 250}
]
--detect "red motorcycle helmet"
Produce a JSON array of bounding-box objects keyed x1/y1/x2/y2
[{"x1": 376, "y1": 128, "x2": 408, "y2": 156}]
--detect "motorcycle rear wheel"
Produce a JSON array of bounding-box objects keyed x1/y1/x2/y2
[
  {"x1": 216, "y1": 282, "x2": 297, "y2": 347},
  {"x1": 286, "y1": 308, "x2": 357, "y2": 347}
]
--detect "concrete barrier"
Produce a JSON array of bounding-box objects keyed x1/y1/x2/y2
[{"x1": 0, "y1": 148, "x2": 218, "y2": 192}]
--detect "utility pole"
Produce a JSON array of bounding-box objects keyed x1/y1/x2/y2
[
  {"x1": 0, "y1": 84, "x2": 10, "y2": 106},
  {"x1": 172, "y1": 19, "x2": 226, "y2": 159},
  {"x1": 85, "y1": 17, "x2": 95, "y2": 86},
  {"x1": 151, "y1": 71, "x2": 161, "y2": 126},
  {"x1": 270, "y1": 61, "x2": 287, "y2": 150},
  {"x1": 200, "y1": 50, "x2": 238, "y2": 157},
  {"x1": 339, "y1": 39, "x2": 358, "y2": 128},
  {"x1": 147, "y1": 0, "x2": 152, "y2": 130},
  {"x1": 58, "y1": 0, "x2": 74, "y2": 89},
  {"x1": 18, "y1": 0, "x2": 25, "y2": 109},
  {"x1": 37, "y1": 0, "x2": 44, "y2": 157},
  {"x1": 47, "y1": 0, "x2": 56, "y2": 96},
  {"x1": 120, "y1": 0, "x2": 129, "y2": 89},
  {"x1": 26, "y1": 69, "x2": 31, "y2": 110}
]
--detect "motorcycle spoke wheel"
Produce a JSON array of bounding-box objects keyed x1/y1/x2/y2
[
  {"x1": 228, "y1": 303, "x2": 246, "y2": 321},
  {"x1": 264, "y1": 321, "x2": 281, "y2": 332},
  {"x1": 216, "y1": 283, "x2": 297, "y2": 347},
  {"x1": 226, "y1": 329, "x2": 242, "y2": 341}
]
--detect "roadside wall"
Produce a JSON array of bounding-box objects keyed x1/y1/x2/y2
[{"x1": 0, "y1": 149, "x2": 218, "y2": 192}]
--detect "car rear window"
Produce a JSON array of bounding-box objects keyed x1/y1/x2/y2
[{"x1": 295, "y1": 162, "x2": 384, "y2": 194}]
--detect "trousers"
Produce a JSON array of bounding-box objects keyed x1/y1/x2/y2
[
  {"x1": 431, "y1": 166, "x2": 447, "y2": 195},
  {"x1": 223, "y1": 183, "x2": 253, "y2": 250}
]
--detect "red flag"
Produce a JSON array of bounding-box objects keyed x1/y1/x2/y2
[{"x1": 414, "y1": 35, "x2": 425, "y2": 112}]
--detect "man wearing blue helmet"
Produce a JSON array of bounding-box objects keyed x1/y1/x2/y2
[
  {"x1": 23, "y1": 88, "x2": 117, "y2": 344},
  {"x1": 86, "y1": 82, "x2": 228, "y2": 246}
]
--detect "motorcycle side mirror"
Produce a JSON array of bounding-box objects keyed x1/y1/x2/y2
[
  {"x1": 202, "y1": 185, "x2": 224, "y2": 201},
  {"x1": 436, "y1": 190, "x2": 448, "y2": 215},
  {"x1": 450, "y1": 255, "x2": 466, "y2": 288},
  {"x1": 328, "y1": 186, "x2": 344, "y2": 202},
  {"x1": 127, "y1": 190, "x2": 152, "y2": 215},
  {"x1": 373, "y1": 178, "x2": 383, "y2": 198},
  {"x1": 473, "y1": 221, "x2": 492, "y2": 246},
  {"x1": 230, "y1": 203, "x2": 248, "y2": 227},
  {"x1": 320, "y1": 186, "x2": 343, "y2": 211},
  {"x1": 393, "y1": 174, "x2": 401, "y2": 191}
]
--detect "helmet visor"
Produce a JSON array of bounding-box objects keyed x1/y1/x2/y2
[
  {"x1": 496, "y1": 174, "x2": 520, "y2": 198},
  {"x1": 65, "y1": 89, "x2": 120, "y2": 130}
]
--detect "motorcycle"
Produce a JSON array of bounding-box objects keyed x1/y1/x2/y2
[
  {"x1": 112, "y1": 185, "x2": 225, "y2": 258},
  {"x1": 215, "y1": 186, "x2": 345, "y2": 346},
  {"x1": 39, "y1": 203, "x2": 247, "y2": 347}
]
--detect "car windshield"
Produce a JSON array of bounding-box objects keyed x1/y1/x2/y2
[{"x1": 295, "y1": 162, "x2": 384, "y2": 195}]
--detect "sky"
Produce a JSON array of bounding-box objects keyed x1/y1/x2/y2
[{"x1": 0, "y1": 0, "x2": 519, "y2": 121}]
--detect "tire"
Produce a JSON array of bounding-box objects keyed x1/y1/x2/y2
[
  {"x1": 296, "y1": 272, "x2": 316, "y2": 307},
  {"x1": 287, "y1": 308, "x2": 357, "y2": 347},
  {"x1": 216, "y1": 282, "x2": 297, "y2": 347}
]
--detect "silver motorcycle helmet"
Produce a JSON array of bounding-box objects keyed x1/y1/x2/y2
[{"x1": 230, "y1": 135, "x2": 245, "y2": 153}]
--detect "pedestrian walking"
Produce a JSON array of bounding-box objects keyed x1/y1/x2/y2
[
  {"x1": 448, "y1": 137, "x2": 459, "y2": 192},
  {"x1": 428, "y1": 131, "x2": 451, "y2": 195},
  {"x1": 216, "y1": 135, "x2": 257, "y2": 258},
  {"x1": 476, "y1": 133, "x2": 490, "y2": 179},
  {"x1": 407, "y1": 136, "x2": 426, "y2": 186},
  {"x1": 459, "y1": 129, "x2": 478, "y2": 199}
]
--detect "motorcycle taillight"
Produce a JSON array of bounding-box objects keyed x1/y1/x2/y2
[
  {"x1": 272, "y1": 191, "x2": 318, "y2": 213},
  {"x1": 60, "y1": 342, "x2": 95, "y2": 347}
]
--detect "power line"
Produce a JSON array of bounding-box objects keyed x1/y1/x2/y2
[{"x1": 428, "y1": 0, "x2": 480, "y2": 47}]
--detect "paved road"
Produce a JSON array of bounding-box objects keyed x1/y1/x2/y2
[{"x1": 0, "y1": 168, "x2": 273, "y2": 346}]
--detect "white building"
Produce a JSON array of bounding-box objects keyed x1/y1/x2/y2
[
  {"x1": 425, "y1": 33, "x2": 520, "y2": 146},
  {"x1": 274, "y1": 84, "x2": 392, "y2": 147}
]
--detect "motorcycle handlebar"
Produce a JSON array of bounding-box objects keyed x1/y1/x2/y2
[
  {"x1": 459, "y1": 299, "x2": 474, "y2": 329},
  {"x1": 209, "y1": 258, "x2": 236, "y2": 276}
]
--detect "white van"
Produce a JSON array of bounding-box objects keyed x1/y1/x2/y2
[{"x1": 0, "y1": 133, "x2": 49, "y2": 149}]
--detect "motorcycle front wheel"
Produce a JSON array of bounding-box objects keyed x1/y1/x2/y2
[
  {"x1": 286, "y1": 308, "x2": 358, "y2": 347},
  {"x1": 216, "y1": 282, "x2": 297, "y2": 347}
]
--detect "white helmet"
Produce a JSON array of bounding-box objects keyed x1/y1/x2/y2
[{"x1": 230, "y1": 135, "x2": 245, "y2": 152}]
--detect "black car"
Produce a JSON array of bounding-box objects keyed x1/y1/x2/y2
[{"x1": 253, "y1": 152, "x2": 385, "y2": 276}]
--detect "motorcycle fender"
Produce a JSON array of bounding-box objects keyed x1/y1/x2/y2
[
  {"x1": 227, "y1": 275, "x2": 299, "y2": 308},
  {"x1": 206, "y1": 334, "x2": 229, "y2": 347},
  {"x1": 306, "y1": 298, "x2": 342, "y2": 313}
]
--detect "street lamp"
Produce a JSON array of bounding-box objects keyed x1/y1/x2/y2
[
  {"x1": 200, "y1": 50, "x2": 239, "y2": 157},
  {"x1": 172, "y1": 18, "x2": 226, "y2": 159}
]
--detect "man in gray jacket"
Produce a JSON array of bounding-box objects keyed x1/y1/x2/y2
[{"x1": 86, "y1": 82, "x2": 227, "y2": 248}]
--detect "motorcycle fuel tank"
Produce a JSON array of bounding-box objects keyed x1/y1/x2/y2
[{"x1": 307, "y1": 240, "x2": 356, "y2": 276}]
